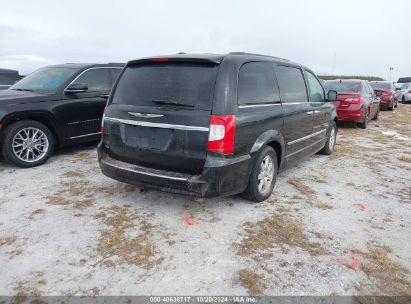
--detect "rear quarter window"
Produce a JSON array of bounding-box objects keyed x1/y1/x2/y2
[
  {"x1": 111, "y1": 63, "x2": 219, "y2": 110},
  {"x1": 237, "y1": 62, "x2": 280, "y2": 105}
]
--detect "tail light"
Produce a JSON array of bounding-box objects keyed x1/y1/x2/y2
[
  {"x1": 208, "y1": 115, "x2": 236, "y2": 155},
  {"x1": 344, "y1": 97, "x2": 363, "y2": 104},
  {"x1": 101, "y1": 107, "x2": 107, "y2": 137},
  {"x1": 381, "y1": 91, "x2": 393, "y2": 96},
  {"x1": 408, "y1": 90, "x2": 411, "y2": 94}
]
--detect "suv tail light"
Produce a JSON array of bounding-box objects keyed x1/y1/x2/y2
[
  {"x1": 344, "y1": 97, "x2": 363, "y2": 104},
  {"x1": 208, "y1": 115, "x2": 236, "y2": 154},
  {"x1": 408, "y1": 90, "x2": 411, "y2": 94},
  {"x1": 101, "y1": 107, "x2": 107, "y2": 137}
]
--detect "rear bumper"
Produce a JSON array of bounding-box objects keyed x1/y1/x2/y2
[
  {"x1": 379, "y1": 97, "x2": 393, "y2": 107},
  {"x1": 336, "y1": 108, "x2": 366, "y2": 123},
  {"x1": 97, "y1": 144, "x2": 252, "y2": 198}
]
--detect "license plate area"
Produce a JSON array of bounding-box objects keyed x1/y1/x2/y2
[{"x1": 121, "y1": 124, "x2": 173, "y2": 151}]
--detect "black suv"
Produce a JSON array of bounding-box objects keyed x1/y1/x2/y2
[
  {"x1": 0, "y1": 63, "x2": 123, "y2": 167},
  {"x1": 98, "y1": 53, "x2": 338, "y2": 202}
]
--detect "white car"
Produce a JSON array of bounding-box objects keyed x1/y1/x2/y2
[{"x1": 399, "y1": 83, "x2": 411, "y2": 103}]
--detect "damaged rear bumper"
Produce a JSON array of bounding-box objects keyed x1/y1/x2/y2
[{"x1": 97, "y1": 144, "x2": 252, "y2": 198}]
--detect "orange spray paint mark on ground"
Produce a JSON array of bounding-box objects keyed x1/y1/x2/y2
[
  {"x1": 337, "y1": 249, "x2": 365, "y2": 271},
  {"x1": 353, "y1": 202, "x2": 366, "y2": 210},
  {"x1": 182, "y1": 212, "x2": 195, "y2": 226}
]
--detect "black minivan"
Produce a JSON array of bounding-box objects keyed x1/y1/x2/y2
[{"x1": 98, "y1": 53, "x2": 338, "y2": 202}]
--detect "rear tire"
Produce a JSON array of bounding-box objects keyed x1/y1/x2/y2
[
  {"x1": 372, "y1": 109, "x2": 379, "y2": 120},
  {"x1": 2, "y1": 120, "x2": 54, "y2": 168},
  {"x1": 358, "y1": 110, "x2": 369, "y2": 129},
  {"x1": 319, "y1": 121, "x2": 337, "y2": 155},
  {"x1": 241, "y1": 146, "x2": 277, "y2": 202},
  {"x1": 388, "y1": 102, "x2": 394, "y2": 111}
]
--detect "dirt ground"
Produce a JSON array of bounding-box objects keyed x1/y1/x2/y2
[{"x1": 0, "y1": 104, "x2": 410, "y2": 297}]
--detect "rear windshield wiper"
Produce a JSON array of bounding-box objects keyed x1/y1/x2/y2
[{"x1": 152, "y1": 99, "x2": 194, "y2": 108}]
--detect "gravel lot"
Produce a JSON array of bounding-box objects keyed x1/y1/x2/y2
[{"x1": 0, "y1": 104, "x2": 410, "y2": 296}]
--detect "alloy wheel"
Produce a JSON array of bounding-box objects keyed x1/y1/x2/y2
[
  {"x1": 12, "y1": 127, "x2": 49, "y2": 163},
  {"x1": 257, "y1": 155, "x2": 275, "y2": 196}
]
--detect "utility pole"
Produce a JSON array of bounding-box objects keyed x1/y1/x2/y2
[{"x1": 389, "y1": 67, "x2": 394, "y2": 82}]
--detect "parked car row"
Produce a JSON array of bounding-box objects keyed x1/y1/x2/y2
[
  {"x1": 0, "y1": 53, "x2": 408, "y2": 202},
  {"x1": 0, "y1": 53, "x2": 340, "y2": 202},
  {"x1": 321, "y1": 77, "x2": 410, "y2": 128}
]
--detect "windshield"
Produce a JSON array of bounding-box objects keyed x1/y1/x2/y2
[
  {"x1": 370, "y1": 82, "x2": 391, "y2": 90},
  {"x1": 10, "y1": 67, "x2": 77, "y2": 92},
  {"x1": 326, "y1": 81, "x2": 361, "y2": 93},
  {"x1": 111, "y1": 62, "x2": 219, "y2": 110}
]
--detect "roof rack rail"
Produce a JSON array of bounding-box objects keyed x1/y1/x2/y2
[
  {"x1": 228, "y1": 52, "x2": 289, "y2": 61},
  {"x1": 178, "y1": 52, "x2": 186, "y2": 54}
]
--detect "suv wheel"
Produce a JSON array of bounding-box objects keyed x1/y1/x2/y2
[
  {"x1": 241, "y1": 146, "x2": 277, "y2": 202},
  {"x1": 2, "y1": 120, "x2": 54, "y2": 168},
  {"x1": 319, "y1": 121, "x2": 337, "y2": 155}
]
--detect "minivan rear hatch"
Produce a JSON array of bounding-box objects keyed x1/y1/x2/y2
[{"x1": 103, "y1": 60, "x2": 219, "y2": 174}]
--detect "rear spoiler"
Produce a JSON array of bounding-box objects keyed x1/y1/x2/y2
[{"x1": 127, "y1": 56, "x2": 223, "y2": 66}]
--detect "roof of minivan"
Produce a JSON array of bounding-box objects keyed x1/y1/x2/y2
[{"x1": 127, "y1": 52, "x2": 301, "y2": 67}]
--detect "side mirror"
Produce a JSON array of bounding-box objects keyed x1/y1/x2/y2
[
  {"x1": 327, "y1": 90, "x2": 338, "y2": 101},
  {"x1": 65, "y1": 83, "x2": 88, "y2": 93}
]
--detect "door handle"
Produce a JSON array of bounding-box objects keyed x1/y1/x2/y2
[{"x1": 306, "y1": 111, "x2": 314, "y2": 115}]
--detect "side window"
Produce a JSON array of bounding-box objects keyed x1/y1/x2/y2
[
  {"x1": 72, "y1": 68, "x2": 111, "y2": 91},
  {"x1": 368, "y1": 84, "x2": 374, "y2": 95},
  {"x1": 275, "y1": 65, "x2": 308, "y2": 103},
  {"x1": 111, "y1": 68, "x2": 122, "y2": 84},
  {"x1": 238, "y1": 62, "x2": 280, "y2": 105},
  {"x1": 305, "y1": 71, "x2": 325, "y2": 102},
  {"x1": 363, "y1": 83, "x2": 369, "y2": 95},
  {"x1": 401, "y1": 83, "x2": 407, "y2": 90}
]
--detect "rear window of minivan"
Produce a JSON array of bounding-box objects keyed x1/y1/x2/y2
[{"x1": 111, "y1": 62, "x2": 219, "y2": 110}]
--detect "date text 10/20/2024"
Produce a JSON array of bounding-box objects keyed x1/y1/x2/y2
[{"x1": 149, "y1": 297, "x2": 257, "y2": 303}]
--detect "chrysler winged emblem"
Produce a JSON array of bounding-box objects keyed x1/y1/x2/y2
[{"x1": 128, "y1": 112, "x2": 164, "y2": 118}]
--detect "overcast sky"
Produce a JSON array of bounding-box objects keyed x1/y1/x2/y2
[{"x1": 1, "y1": 0, "x2": 409, "y2": 80}]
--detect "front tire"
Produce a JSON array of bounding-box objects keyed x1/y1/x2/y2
[
  {"x1": 319, "y1": 121, "x2": 337, "y2": 155},
  {"x1": 2, "y1": 120, "x2": 54, "y2": 168},
  {"x1": 241, "y1": 146, "x2": 278, "y2": 202}
]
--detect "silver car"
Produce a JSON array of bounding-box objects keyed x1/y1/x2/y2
[{"x1": 399, "y1": 83, "x2": 411, "y2": 103}]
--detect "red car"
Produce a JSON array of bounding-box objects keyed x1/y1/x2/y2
[
  {"x1": 325, "y1": 80, "x2": 380, "y2": 129},
  {"x1": 369, "y1": 81, "x2": 398, "y2": 111}
]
